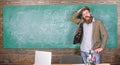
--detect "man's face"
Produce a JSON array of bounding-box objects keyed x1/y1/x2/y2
[{"x1": 82, "y1": 10, "x2": 92, "y2": 23}]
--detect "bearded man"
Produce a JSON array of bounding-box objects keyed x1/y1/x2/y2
[{"x1": 71, "y1": 6, "x2": 108, "y2": 64}]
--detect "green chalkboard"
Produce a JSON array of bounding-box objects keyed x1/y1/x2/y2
[{"x1": 3, "y1": 4, "x2": 118, "y2": 48}]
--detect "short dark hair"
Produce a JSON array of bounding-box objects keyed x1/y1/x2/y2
[{"x1": 80, "y1": 6, "x2": 90, "y2": 14}]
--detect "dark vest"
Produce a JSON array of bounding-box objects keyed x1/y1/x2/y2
[{"x1": 73, "y1": 22, "x2": 83, "y2": 44}]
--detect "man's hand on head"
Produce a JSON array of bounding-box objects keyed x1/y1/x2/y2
[{"x1": 77, "y1": 6, "x2": 89, "y2": 14}]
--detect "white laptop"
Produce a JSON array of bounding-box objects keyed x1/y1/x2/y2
[{"x1": 34, "y1": 51, "x2": 52, "y2": 65}]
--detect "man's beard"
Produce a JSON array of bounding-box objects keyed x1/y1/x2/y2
[{"x1": 83, "y1": 16, "x2": 93, "y2": 24}]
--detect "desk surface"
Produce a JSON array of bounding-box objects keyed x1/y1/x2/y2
[
  {"x1": 52, "y1": 64, "x2": 85, "y2": 65},
  {"x1": 52, "y1": 63, "x2": 110, "y2": 65},
  {"x1": 34, "y1": 63, "x2": 110, "y2": 65}
]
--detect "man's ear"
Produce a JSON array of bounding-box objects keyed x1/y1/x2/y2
[{"x1": 90, "y1": 12, "x2": 92, "y2": 15}]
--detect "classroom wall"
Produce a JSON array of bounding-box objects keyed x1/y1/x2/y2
[{"x1": 0, "y1": 0, "x2": 120, "y2": 65}]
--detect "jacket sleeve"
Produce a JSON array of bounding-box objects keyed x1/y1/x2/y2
[
  {"x1": 99, "y1": 21, "x2": 108, "y2": 49},
  {"x1": 70, "y1": 12, "x2": 82, "y2": 24}
]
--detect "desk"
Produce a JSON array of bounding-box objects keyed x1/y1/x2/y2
[
  {"x1": 52, "y1": 63, "x2": 110, "y2": 65},
  {"x1": 34, "y1": 63, "x2": 110, "y2": 65},
  {"x1": 52, "y1": 64, "x2": 85, "y2": 65}
]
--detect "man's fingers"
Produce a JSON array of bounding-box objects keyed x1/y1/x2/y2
[{"x1": 94, "y1": 48, "x2": 103, "y2": 53}]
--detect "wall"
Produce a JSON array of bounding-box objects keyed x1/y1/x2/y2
[{"x1": 0, "y1": 0, "x2": 120, "y2": 65}]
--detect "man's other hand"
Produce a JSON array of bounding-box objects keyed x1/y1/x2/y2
[{"x1": 94, "y1": 48, "x2": 103, "y2": 53}]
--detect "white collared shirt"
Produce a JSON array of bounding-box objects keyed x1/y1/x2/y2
[{"x1": 80, "y1": 18, "x2": 95, "y2": 53}]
